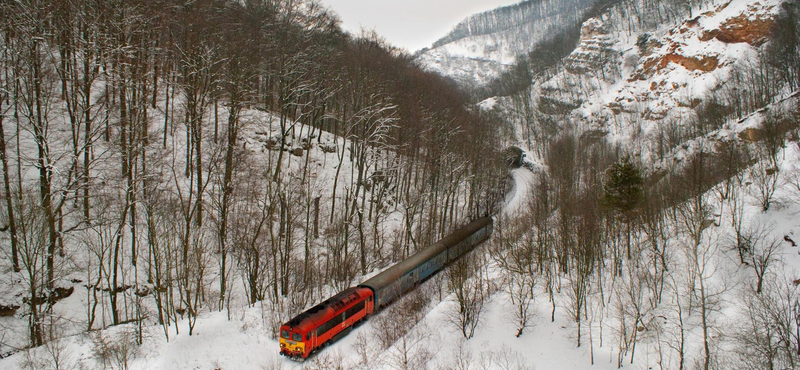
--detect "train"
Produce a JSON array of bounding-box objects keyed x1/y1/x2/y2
[{"x1": 279, "y1": 217, "x2": 493, "y2": 360}]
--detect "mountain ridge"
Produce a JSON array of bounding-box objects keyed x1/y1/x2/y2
[{"x1": 415, "y1": 0, "x2": 601, "y2": 87}]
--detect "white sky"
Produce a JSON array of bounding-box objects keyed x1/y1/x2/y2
[{"x1": 318, "y1": 0, "x2": 522, "y2": 52}]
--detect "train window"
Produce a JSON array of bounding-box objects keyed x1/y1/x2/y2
[
  {"x1": 280, "y1": 330, "x2": 289, "y2": 339},
  {"x1": 317, "y1": 312, "x2": 344, "y2": 337},
  {"x1": 316, "y1": 323, "x2": 327, "y2": 337},
  {"x1": 345, "y1": 300, "x2": 365, "y2": 319},
  {"x1": 292, "y1": 332, "x2": 302, "y2": 342}
]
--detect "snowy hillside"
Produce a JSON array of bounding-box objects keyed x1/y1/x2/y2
[
  {"x1": 492, "y1": 0, "x2": 790, "y2": 161},
  {"x1": 415, "y1": 0, "x2": 600, "y2": 87},
  {"x1": 555, "y1": 0, "x2": 779, "y2": 147},
  {"x1": 3, "y1": 0, "x2": 800, "y2": 369},
  {"x1": 5, "y1": 123, "x2": 800, "y2": 370},
  {"x1": 0, "y1": 0, "x2": 507, "y2": 369}
]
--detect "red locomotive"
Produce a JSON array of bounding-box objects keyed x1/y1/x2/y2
[
  {"x1": 279, "y1": 287, "x2": 374, "y2": 360},
  {"x1": 280, "y1": 217, "x2": 494, "y2": 361}
]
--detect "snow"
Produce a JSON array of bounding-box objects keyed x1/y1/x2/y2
[
  {"x1": 4, "y1": 0, "x2": 800, "y2": 369},
  {"x1": 701, "y1": 0, "x2": 781, "y2": 29},
  {"x1": 416, "y1": 0, "x2": 599, "y2": 87},
  {"x1": 501, "y1": 168, "x2": 537, "y2": 219},
  {"x1": 6, "y1": 130, "x2": 800, "y2": 369},
  {"x1": 395, "y1": 291, "x2": 621, "y2": 370},
  {"x1": 478, "y1": 97, "x2": 499, "y2": 110}
]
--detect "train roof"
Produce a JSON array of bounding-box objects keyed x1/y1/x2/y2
[
  {"x1": 282, "y1": 287, "x2": 370, "y2": 333},
  {"x1": 359, "y1": 217, "x2": 492, "y2": 293}
]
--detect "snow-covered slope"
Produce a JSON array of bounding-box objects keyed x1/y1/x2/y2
[
  {"x1": 574, "y1": 0, "x2": 779, "y2": 140},
  {"x1": 3, "y1": 0, "x2": 799, "y2": 369},
  {"x1": 491, "y1": 0, "x2": 787, "y2": 161},
  {"x1": 5, "y1": 126, "x2": 800, "y2": 370},
  {"x1": 415, "y1": 0, "x2": 600, "y2": 87}
]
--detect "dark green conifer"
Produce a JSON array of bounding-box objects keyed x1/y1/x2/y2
[
  {"x1": 602, "y1": 156, "x2": 643, "y2": 214},
  {"x1": 603, "y1": 156, "x2": 643, "y2": 260}
]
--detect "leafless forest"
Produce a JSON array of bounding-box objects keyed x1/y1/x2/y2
[
  {"x1": 2, "y1": 0, "x2": 800, "y2": 369},
  {"x1": 0, "y1": 0, "x2": 504, "y2": 355}
]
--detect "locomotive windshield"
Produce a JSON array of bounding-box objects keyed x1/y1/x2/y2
[
  {"x1": 280, "y1": 330, "x2": 289, "y2": 339},
  {"x1": 292, "y1": 332, "x2": 303, "y2": 341}
]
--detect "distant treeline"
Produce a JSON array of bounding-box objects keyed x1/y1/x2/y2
[{"x1": 432, "y1": 0, "x2": 600, "y2": 49}]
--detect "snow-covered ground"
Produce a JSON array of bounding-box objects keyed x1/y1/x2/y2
[
  {"x1": 2, "y1": 144, "x2": 799, "y2": 370},
  {"x1": 502, "y1": 167, "x2": 539, "y2": 220},
  {"x1": 3, "y1": 0, "x2": 800, "y2": 368},
  {"x1": 415, "y1": 0, "x2": 598, "y2": 87},
  {"x1": 7, "y1": 129, "x2": 799, "y2": 370}
]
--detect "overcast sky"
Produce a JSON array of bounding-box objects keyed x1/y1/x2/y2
[{"x1": 318, "y1": 0, "x2": 522, "y2": 52}]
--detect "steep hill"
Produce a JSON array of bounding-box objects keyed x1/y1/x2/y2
[
  {"x1": 415, "y1": 0, "x2": 601, "y2": 87},
  {"x1": 487, "y1": 0, "x2": 795, "y2": 161},
  {"x1": 0, "y1": 0, "x2": 506, "y2": 367},
  {"x1": 3, "y1": 0, "x2": 800, "y2": 369}
]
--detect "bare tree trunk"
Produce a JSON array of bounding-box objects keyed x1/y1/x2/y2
[
  {"x1": 218, "y1": 102, "x2": 239, "y2": 310},
  {"x1": 0, "y1": 79, "x2": 19, "y2": 272},
  {"x1": 29, "y1": 37, "x2": 59, "y2": 296}
]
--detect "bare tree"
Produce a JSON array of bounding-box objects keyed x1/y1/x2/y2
[
  {"x1": 445, "y1": 256, "x2": 486, "y2": 339},
  {"x1": 443, "y1": 338, "x2": 473, "y2": 370},
  {"x1": 11, "y1": 0, "x2": 63, "y2": 300},
  {"x1": 0, "y1": 17, "x2": 20, "y2": 272},
  {"x1": 741, "y1": 223, "x2": 781, "y2": 293},
  {"x1": 81, "y1": 201, "x2": 119, "y2": 331},
  {"x1": 748, "y1": 157, "x2": 781, "y2": 213},
  {"x1": 735, "y1": 275, "x2": 800, "y2": 369},
  {"x1": 177, "y1": 227, "x2": 212, "y2": 335},
  {"x1": 685, "y1": 233, "x2": 728, "y2": 370},
  {"x1": 613, "y1": 256, "x2": 655, "y2": 366},
  {"x1": 371, "y1": 290, "x2": 434, "y2": 370},
  {"x1": 14, "y1": 191, "x2": 50, "y2": 347},
  {"x1": 386, "y1": 322, "x2": 435, "y2": 370},
  {"x1": 728, "y1": 175, "x2": 749, "y2": 264},
  {"x1": 665, "y1": 270, "x2": 690, "y2": 370},
  {"x1": 736, "y1": 288, "x2": 783, "y2": 370},
  {"x1": 229, "y1": 165, "x2": 274, "y2": 305},
  {"x1": 477, "y1": 347, "x2": 534, "y2": 370},
  {"x1": 490, "y1": 216, "x2": 537, "y2": 337}
]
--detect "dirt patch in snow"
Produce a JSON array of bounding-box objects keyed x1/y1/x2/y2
[
  {"x1": 738, "y1": 127, "x2": 765, "y2": 142},
  {"x1": 663, "y1": 53, "x2": 720, "y2": 72},
  {"x1": 632, "y1": 53, "x2": 719, "y2": 81}
]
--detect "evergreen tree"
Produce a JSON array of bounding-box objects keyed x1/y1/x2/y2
[
  {"x1": 603, "y1": 156, "x2": 643, "y2": 214},
  {"x1": 603, "y1": 156, "x2": 643, "y2": 259}
]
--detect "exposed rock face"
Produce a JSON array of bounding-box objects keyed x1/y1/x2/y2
[
  {"x1": 700, "y1": 3, "x2": 776, "y2": 46},
  {"x1": 566, "y1": 18, "x2": 618, "y2": 75},
  {"x1": 536, "y1": 17, "x2": 620, "y2": 116},
  {"x1": 630, "y1": 1, "x2": 775, "y2": 82},
  {"x1": 644, "y1": 53, "x2": 720, "y2": 75},
  {"x1": 580, "y1": 17, "x2": 608, "y2": 40}
]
